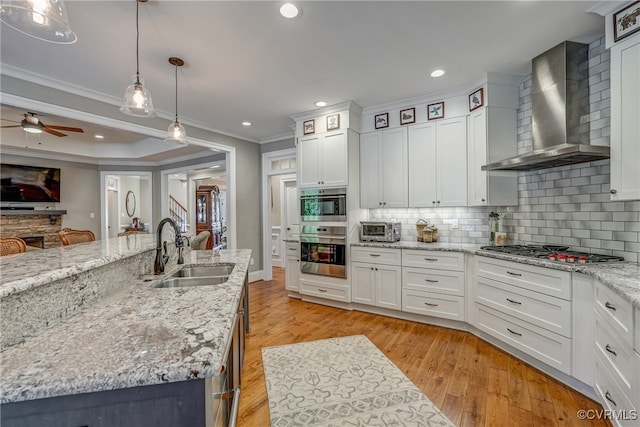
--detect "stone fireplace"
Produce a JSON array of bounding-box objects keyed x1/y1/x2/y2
[{"x1": 0, "y1": 211, "x2": 67, "y2": 249}]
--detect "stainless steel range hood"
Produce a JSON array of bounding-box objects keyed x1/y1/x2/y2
[{"x1": 482, "y1": 41, "x2": 610, "y2": 172}]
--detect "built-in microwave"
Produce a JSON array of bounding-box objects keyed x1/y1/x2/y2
[{"x1": 300, "y1": 188, "x2": 347, "y2": 222}]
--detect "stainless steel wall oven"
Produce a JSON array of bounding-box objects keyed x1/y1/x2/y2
[
  {"x1": 299, "y1": 225, "x2": 347, "y2": 278},
  {"x1": 299, "y1": 188, "x2": 347, "y2": 222}
]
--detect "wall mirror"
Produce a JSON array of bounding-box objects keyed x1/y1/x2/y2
[{"x1": 125, "y1": 190, "x2": 136, "y2": 217}]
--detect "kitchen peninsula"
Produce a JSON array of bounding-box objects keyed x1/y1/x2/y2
[{"x1": 0, "y1": 234, "x2": 250, "y2": 426}]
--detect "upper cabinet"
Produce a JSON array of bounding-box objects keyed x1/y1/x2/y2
[
  {"x1": 467, "y1": 107, "x2": 518, "y2": 206},
  {"x1": 610, "y1": 32, "x2": 640, "y2": 201},
  {"x1": 293, "y1": 101, "x2": 363, "y2": 190},
  {"x1": 360, "y1": 127, "x2": 408, "y2": 208},
  {"x1": 408, "y1": 117, "x2": 468, "y2": 207},
  {"x1": 298, "y1": 131, "x2": 349, "y2": 189}
]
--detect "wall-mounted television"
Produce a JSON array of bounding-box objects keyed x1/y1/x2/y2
[{"x1": 0, "y1": 163, "x2": 61, "y2": 203}]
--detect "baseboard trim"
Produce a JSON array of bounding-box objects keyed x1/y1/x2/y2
[{"x1": 248, "y1": 270, "x2": 263, "y2": 283}]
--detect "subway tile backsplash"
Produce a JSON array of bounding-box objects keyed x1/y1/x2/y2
[{"x1": 369, "y1": 36, "x2": 639, "y2": 263}]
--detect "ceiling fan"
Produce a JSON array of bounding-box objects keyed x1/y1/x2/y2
[{"x1": 0, "y1": 112, "x2": 84, "y2": 137}]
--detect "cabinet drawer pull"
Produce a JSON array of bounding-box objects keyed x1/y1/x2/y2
[
  {"x1": 506, "y1": 298, "x2": 522, "y2": 305},
  {"x1": 506, "y1": 271, "x2": 522, "y2": 277},
  {"x1": 604, "y1": 302, "x2": 616, "y2": 311},
  {"x1": 424, "y1": 302, "x2": 439, "y2": 307},
  {"x1": 605, "y1": 391, "x2": 617, "y2": 407},
  {"x1": 424, "y1": 279, "x2": 439, "y2": 283},
  {"x1": 507, "y1": 328, "x2": 522, "y2": 336},
  {"x1": 318, "y1": 288, "x2": 328, "y2": 293},
  {"x1": 369, "y1": 253, "x2": 381, "y2": 257},
  {"x1": 605, "y1": 344, "x2": 617, "y2": 357},
  {"x1": 424, "y1": 258, "x2": 438, "y2": 261},
  {"x1": 288, "y1": 247, "x2": 297, "y2": 251}
]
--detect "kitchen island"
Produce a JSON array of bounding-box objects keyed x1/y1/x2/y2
[{"x1": 0, "y1": 234, "x2": 250, "y2": 426}]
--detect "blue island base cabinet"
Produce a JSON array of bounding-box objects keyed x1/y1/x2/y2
[{"x1": 1, "y1": 379, "x2": 206, "y2": 427}]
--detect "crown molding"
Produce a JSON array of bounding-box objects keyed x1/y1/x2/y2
[{"x1": 289, "y1": 100, "x2": 362, "y2": 122}]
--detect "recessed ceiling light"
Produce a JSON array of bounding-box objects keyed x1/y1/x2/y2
[
  {"x1": 315, "y1": 101, "x2": 327, "y2": 107},
  {"x1": 241, "y1": 121, "x2": 252, "y2": 127},
  {"x1": 210, "y1": 165, "x2": 221, "y2": 169},
  {"x1": 430, "y1": 69, "x2": 445, "y2": 78},
  {"x1": 279, "y1": 2, "x2": 300, "y2": 19},
  {"x1": 94, "y1": 134, "x2": 104, "y2": 139}
]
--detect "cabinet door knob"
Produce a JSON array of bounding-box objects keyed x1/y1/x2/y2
[
  {"x1": 383, "y1": 202, "x2": 386, "y2": 205},
  {"x1": 379, "y1": 202, "x2": 382, "y2": 206},
  {"x1": 432, "y1": 201, "x2": 436, "y2": 204},
  {"x1": 437, "y1": 201, "x2": 440, "y2": 204},
  {"x1": 610, "y1": 189, "x2": 617, "y2": 194},
  {"x1": 481, "y1": 198, "x2": 486, "y2": 202}
]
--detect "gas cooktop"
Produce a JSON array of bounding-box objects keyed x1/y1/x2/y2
[{"x1": 479, "y1": 244, "x2": 625, "y2": 264}]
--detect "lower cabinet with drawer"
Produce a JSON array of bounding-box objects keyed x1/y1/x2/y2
[
  {"x1": 351, "y1": 247, "x2": 402, "y2": 310},
  {"x1": 299, "y1": 278, "x2": 351, "y2": 302},
  {"x1": 472, "y1": 256, "x2": 573, "y2": 374},
  {"x1": 401, "y1": 249, "x2": 465, "y2": 321},
  {"x1": 592, "y1": 280, "x2": 639, "y2": 425}
]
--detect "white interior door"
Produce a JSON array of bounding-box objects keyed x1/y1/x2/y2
[
  {"x1": 107, "y1": 189, "x2": 119, "y2": 238},
  {"x1": 284, "y1": 180, "x2": 299, "y2": 239}
]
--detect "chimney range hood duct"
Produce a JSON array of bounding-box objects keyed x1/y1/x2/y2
[{"x1": 482, "y1": 41, "x2": 610, "y2": 172}]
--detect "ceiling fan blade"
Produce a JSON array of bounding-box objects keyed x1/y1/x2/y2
[
  {"x1": 0, "y1": 125, "x2": 23, "y2": 128},
  {"x1": 45, "y1": 125, "x2": 84, "y2": 133},
  {"x1": 43, "y1": 128, "x2": 67, "y2": 137}
]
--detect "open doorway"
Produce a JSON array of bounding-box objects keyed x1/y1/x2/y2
[
  {"x1": 101, "y1": 172, "x2": 153, "y2": 239},
  {"x1": 262, "y1": 148, "x2": 297, "y2": 281},
  {"x1": 161, "y1": 158, "x2": 231, "y2": 248}
]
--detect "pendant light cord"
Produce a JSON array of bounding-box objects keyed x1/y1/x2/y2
[
  {"x1": 174, "y1": 65, "x2": 179, "y2": 122},
  {"x1": 135, "y1": 0, "x2": 140, "y2": 84}
]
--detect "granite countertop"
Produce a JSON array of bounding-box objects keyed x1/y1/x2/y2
[
  {"x1": 351, "y1": 241, "x2": 640, "y2": 309},
  {"x1": 0, "y1": 233, "x2": 158, "y2": 298},
  {"x1": 0, "y1": 248, "x2": 251, "y2": 404}
]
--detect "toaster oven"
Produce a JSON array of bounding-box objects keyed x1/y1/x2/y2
[{"x1": 360, "y1": 221, "x2": 401, "y2": 242}]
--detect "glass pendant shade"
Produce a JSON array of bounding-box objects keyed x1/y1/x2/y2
[
  {"x1": 120, "y1": 76, "x2": 156, "y2": 117},
  {"x1": 164, "y1": 120, "x2": 187, "y2": 146},
  {"x1": 0, "y1": 0, "x2": 77, "y2": 44}
]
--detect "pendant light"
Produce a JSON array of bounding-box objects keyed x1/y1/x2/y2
[
  {"x1": 0, "y1": 0, "x2": 77, "y2": 44},
  {"x1": 120, "y1": 0, "x2": 156, "y2": 118},
  {"x1": 164, "y1": 57, "x2": 187, "y2": 146}
]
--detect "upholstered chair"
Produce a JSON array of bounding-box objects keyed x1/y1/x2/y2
[
  {"x1": 59, "y1": 228, "x2": 96, "y2": 246},
  {"x1": 191, "y1": 231, "x2": 211, "y2": 250}
]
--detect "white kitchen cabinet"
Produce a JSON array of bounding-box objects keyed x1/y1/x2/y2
[
  {"x1": 467, "y1": 107, "x2": 518, "y2": 206},
  {"x1": 593, "y1": 279, "x2": 639, "y2": 426},
  {"x1": 297, "y1": 130, "x2": 348, "y2": 189},
  {"x1": 401, "y1": 249, "x2": 465, "y2": 321},
  {"x1": 610, "y1": 32, "x2": 640, "y2": 201},
  {"x1": 408, "y1": 117, "x2": 467, "y2": 207},
  {"x1": 472, "y1": 256, "x2": 573, "y2": 374},
  {"x1": 351, "y1": 247, "x2": 402, "y2": 310},
  {"x1": 360, "y1": 128, "x2": 408, "y2": 208},
  {"x1": 284, "y1": 241, "x2": 300, "y2": 292}
]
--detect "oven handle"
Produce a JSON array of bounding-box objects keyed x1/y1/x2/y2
[{"x1": 300, "y1": 235, "x2": 346, "y2": 243}]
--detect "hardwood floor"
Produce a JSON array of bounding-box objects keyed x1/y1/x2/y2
[{"x1": 237, "y1": 267, "x2": 610, "y2": 426}]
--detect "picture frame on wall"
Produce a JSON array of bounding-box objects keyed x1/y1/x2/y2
[
  {"x1": 469, "y1": 88, "x2": 484, "y2": 112},
  {"x1": 303, "y1": 119, "x2": 315, "y2": 135},
  {"x1": 374, "y1": 113, "x2": 389, "y2": 129},
  {"x1": 614, "y1": 1, "x2": 640, "y2": 42},
  {"x1": 427, "y1": 102, "x2": 445, "y2": 120},
  {"x1": 326, "y1": 114, "x2": 340, "y2": 131},
  {"x1": 400, "y1": 108, "x2": 415, "y2": 125}
]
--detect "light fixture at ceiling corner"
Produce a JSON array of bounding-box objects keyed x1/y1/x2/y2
[
  {"x1": 120, "y1": 0, "x2": 156, "y2": 118},
  {"x1": 0, "y1": 0, "x2": 77, "y2": 44},
  {"x1": 164, "y1": 56, "x2": 188, "y2": 147}
]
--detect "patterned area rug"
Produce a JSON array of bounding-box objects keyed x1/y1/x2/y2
[{"x1": 262, "y1": 335, "x2": 454, "y2": 427}]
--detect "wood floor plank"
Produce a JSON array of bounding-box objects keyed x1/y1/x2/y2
[{"x1": 237, "y1": 268, "x2": 610, "y2": 426}]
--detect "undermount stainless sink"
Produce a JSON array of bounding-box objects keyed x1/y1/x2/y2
[
  {"x1": 154, "y1": 264, "x2": 235, "y2": 288},
  {"x1": 169, "y1": 264, "x2": 235, "y2": 278},
  {"x1": 155, "y1": 276, "x2": 229, "y2": 288}
]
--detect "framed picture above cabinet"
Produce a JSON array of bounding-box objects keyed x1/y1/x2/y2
[
  {"x1": 400, "y1": 108, "x2": 415, "y2": 125},
  {"x1": 613, "y1": 1, "x2": 640, "y2": 42},
  {"x1": 326, "y1": 114, "x2": 340, "y2": 131},
  {"x1": 303, "y1": 119, "x2": 315, "y2": 135},
  {"x1": 375, "y1": 113, "x2": 389, "y2": 129},
  {"x1": 427, "y1": 102, "x2": 445, "y2": 120},
  {"x1": 469, "y1": 88, "x2": 484, "y2": 111}
]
